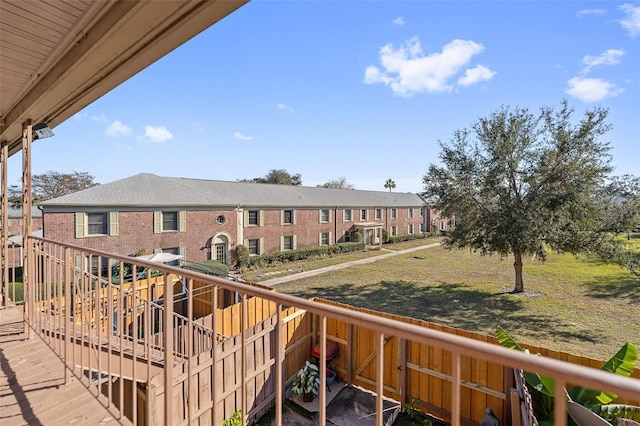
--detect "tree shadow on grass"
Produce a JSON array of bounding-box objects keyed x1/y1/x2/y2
[
  {"x1": 291, "y1": 279, "x2": 603, "y2": 344},
  {"x1": 582, "y1": 273, "x2": 640, "y2": 303}
]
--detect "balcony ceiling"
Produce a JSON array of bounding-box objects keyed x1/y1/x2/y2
[{"x1": 0, "y1": 0, "x2": 247, "y2": 157}]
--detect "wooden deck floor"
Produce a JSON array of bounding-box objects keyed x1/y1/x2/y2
[{"x1": 0, "y1": 304, "x2": 121, "y2": 425}]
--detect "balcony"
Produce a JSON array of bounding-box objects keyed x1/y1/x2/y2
[{"x1": 1, "y1": 237, "x2": 639, "y2": 426}]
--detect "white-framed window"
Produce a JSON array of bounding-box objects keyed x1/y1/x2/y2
[
  {"x1": 320, "y1": 209, "x2": 330, "y2": 223},
  {"x1": 320, "y1": 232, "x2": 330, "y2": 246},
  {"x1": 281, "y1": 209, "x2": 296, "y2": 225},
  {"x1": 408, "y1": 224, "x2": 414, "y2": 234},
  {"x1": 248, "y1": 239, "x2": 259, "y2": 255},
  {"x1": 420, "y1": 208, "x2": 424, "y2": 217},
  {"x1": 87, "y1": 213, "x2": 108, "y2": 235},
  {"x1": 244, "y1": 238, "x2": 264, "y2": 256},
  {"x1": 75, "y1": 211, "x2": 119, "y2": 238},
  {"x1": 163, "y1": 211, "x2": 178, "y2": 231},
  {"x1": 343, "y1": 209, "x2": 352, "y2": 222},
  {"x1": 391, "y1": 208, "x2": 397, "y2": 219},
  {"x1": 154, "y1": 210, "x2": 185, "y2": 233},
  {"x1": 408, "y1": 208, "x2": 414, "y2": 218},
  {"x1": 360, "y1": 209, "x2": 367, "y2": 220},
  {"x1": 390, "y1": 226, "x2": 397, "y2": 236},
  {"x1": 249, "y1": 210, "x2": 259, "y2": 225},
  {"x1": 343, "y1": 231, "x2": 351, "y2": 242},
  {"x1": 282, "y1": 235, "x2": 295, "y2": 251},
  {"x1": 244, "y1": 209, "x2": 264, "y2": 227},
  {"x1": 161, "y1": 247, "x2": 182, "y2": 266},
  {"x1": 375, "y1": 209, "x2": 382, "y2": 220}
]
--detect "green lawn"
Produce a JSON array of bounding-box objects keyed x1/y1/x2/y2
[
  {"x1": 274, "y1": 243, "x2": 640, "y2": 360},
  {"x1": 241, "y1": 236, "x2": 441, "y2": 282}
]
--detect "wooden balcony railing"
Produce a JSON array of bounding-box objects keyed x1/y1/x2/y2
[{"x1": 18, "y1": 236, "x2": 640, "y2": 426}]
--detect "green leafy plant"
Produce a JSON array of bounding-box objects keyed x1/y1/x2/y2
[
  {"x1": 290, "y1": 361, "x2": 320, "y2": 397},
  {"x1": 221, "y1": 409, "x2": 242, "y2": 426},
  {"x1": 401, "y1": 399, "x2": 433, "y2": 425},
  {"x1": 496, "y1": 326, "x2": 639, "y2": 425}
]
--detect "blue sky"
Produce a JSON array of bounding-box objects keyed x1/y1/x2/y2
[{"x1": 10, "y1": 1, "x2": 640, "y2": 193}]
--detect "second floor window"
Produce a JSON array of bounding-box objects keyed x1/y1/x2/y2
[
  {"x1": 248, "y1": 210, "x2": 259, "y2": 225},
  {"x1": 87, "y1": 213, "x2": 107, "y2": 235},
  {"x1": 391, "y1": 208, "x2": 397, "y2": 219},
  {"x1": 343, "y1": 209, "x2": 352, "y2": 221},
  {"x1": 283, "y1": 210, "x2": 294, "y2": 224},
  {"x1": 162, "y1": 211, "x2": 178, "y2": 231}
]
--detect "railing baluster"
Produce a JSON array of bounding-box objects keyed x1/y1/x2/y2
[
  {"x1": 275, "y1": 303, "x2": 283, "y2": 426},
  {"x1": 554, "y1": 378, "x2": 567, "y2": 426},
  {"x1": 241, "y1": 292, "x2": 248, "y2": 426},
  {"x1": 451, "y1": 351, "x2": 461, "y2": 426},
  {"x1": 319, "y1": 315, "x2": 327, "y2": 425},
  {"x1": 164, "y1": 272, "x2": 174, "y2": 425},
  {"x1": 376, "y1": 330, "x2": 384, "y2": 426},
  {"x1": 187, "y1": 277, "x2": 193, "y2": 424}
]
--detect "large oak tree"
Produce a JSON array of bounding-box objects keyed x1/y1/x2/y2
[
  {"x1": 423, "y1": 101, "x2": 631, "y2": 293},
  {"x1": 8, "y1": 170, "x2": 99, "y2": 206}
]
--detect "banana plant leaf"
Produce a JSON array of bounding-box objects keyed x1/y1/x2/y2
[
  {"x1": 569, "y1": 342, "x2": 637, "y2": 407},
  {"x1": 592, "y1": 404, "x2": 640, "y2": 423},
  {"x1": 495, "y1": 326, "x2": 556, "y2": 396}
]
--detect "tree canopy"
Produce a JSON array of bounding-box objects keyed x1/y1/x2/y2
[
  {"x1": 318, "y1": 177, "x2": 355, "y2": 190},
  {"x1": 238, "y1": 169, "x2": 302, "y2": 185},
  {"x1": 8, "y1": 171, "x2": 99, "y2": 206},
  {"x1": 423, "y1": 101, "x2": 635, "y2": 293}
]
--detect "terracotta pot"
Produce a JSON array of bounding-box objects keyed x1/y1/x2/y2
[{"x1": 302, "y1": 393, "x2": 314, "y2": 402}]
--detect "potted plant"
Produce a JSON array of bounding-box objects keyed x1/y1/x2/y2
[{"x1": 291, "y1": 361, "x2": 320, "y2": 402}]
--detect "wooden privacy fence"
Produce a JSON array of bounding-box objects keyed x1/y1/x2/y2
[
  {"x1": 311, "y1": 298, "x2": 640, "y2": 426},
  {"x1": 141, "y1": 297, "x2": 313, "y2": 425},
  {"x1": 145, "y1": 293, "x2": 640, "y2": 425}
]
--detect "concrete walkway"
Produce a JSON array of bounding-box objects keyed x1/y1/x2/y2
[{"x1": 261, "y1": 241, "x2": 442, "y2": 286}]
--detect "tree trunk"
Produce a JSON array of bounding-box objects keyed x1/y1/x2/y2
[{"x1": 513, "y1": 252, "x2": 524, "y2": 293}]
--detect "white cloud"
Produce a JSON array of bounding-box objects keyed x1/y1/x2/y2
[
  {"x1": 363, "y1": 36, "x2": 494, "y2": 96},
  {"x1": 142, "y1": 125, "x2": 173, "y2": 143},
  {"x1": 106, "y1": 120, "x2": 132, "y2": 138},
  {"x1": 565, "y1": 77, "x2": 623, "y2": 102},
  {"x1": 577, "y1": 8, "x2": 605, "y2": 17},
  {"x1": 392, "y1": 17, "x2": 405, "y2": 26},
  {"x1": 277, "y1": 103, "x2": 294, "y2": 112},
  {"x1": 457, "y1": 65, "x2": 496, "y2": 86},
  {"x1": 582, "y1": 49, "x2": 625, "y2": 73},
  {"x1": 619, "y1": 4, "x2": 640, "y2": 37},
  {"x1": 91, "y1": 114, "x2": 110, "y2": 123},
  {"x1": 234, "y1": 132, "x2": 253, "y2": 141}
]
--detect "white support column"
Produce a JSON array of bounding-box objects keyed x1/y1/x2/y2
[{"x1": 22, "y1": 121, "x2": 33, "y2": 335}]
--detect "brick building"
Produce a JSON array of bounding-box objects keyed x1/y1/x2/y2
[
  {"x1": 40, "y1": 173, "x2": 441, "y2": 266},
  {"x1": 2, "y1": 207, "x2": 43, "y2": 269}
]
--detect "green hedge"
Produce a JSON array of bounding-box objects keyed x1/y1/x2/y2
[
  {"x1": 182, "y1": 260, "x2": 229, "y2": 277},
  {"x1": 248, "y1": 242, "x2": 366, "y2": 268},
  {"x1": 386, "y1": 233, "x2": 429, "y2": 244}
]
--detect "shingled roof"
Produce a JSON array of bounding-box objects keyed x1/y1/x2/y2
[{"x1": 39, "y1": 173, "x2": 426, "y2": 210}]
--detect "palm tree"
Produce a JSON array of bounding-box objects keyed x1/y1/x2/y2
[{"x1": 384, "y1": 179, "x2": 396, "y2": 192}]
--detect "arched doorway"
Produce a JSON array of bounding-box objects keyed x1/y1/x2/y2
[{"x1": 211, "y1": 234, "x2": 230, "y2": 265}]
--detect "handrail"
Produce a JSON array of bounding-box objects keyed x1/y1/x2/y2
[{"x1": 24, "y1": 236, "x2": 640, "y2": 426}]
